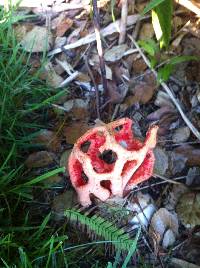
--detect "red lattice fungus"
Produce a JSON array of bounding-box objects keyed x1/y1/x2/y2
[{"x1": 68, "y1": 118, "x2": 158, "y2": 206}]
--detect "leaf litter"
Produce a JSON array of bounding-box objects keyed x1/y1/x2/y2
[{"x1": 11, "y1": 0, "x2": 200, "y2": 266}]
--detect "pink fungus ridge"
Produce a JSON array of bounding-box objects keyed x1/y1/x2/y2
[{"x1": 68, "y1": 118, "x2": 158, "y2": 206}]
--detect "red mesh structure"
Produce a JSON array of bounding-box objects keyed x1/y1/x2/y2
[{"x1": 68, "y1": 118, "x2": 158, "y2": 206}]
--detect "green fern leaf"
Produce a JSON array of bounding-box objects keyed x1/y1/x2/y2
[{"x1": 65, "y1": 208, "x2": 140, "y2": 252}]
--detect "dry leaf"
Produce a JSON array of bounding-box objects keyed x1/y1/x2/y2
[
  {"x1": 172, "y1": 126, "x2": 190, "y2": 143},
  {"x1": 65, "y1": 121, "x2": 91, "y2": 144},
  {"x1": 33, "y1": 129, "x2": 61, "y2": 152},
  {"x1": 176, "y1": 192, "x2": 200, "y2": 228},
  {"x1": 135, "y1": 2, "x2": 147, "y2": 13},
  {"x1": 128, "y1": 81, "x2": 157, "y2": 104},
  {"x1": 52, "y1": 13, "x2": 73, "y2": 37},
  {"x1": 129, "y1": 74, "x2": 157, "y2": 105},
  {"x1": 25, "y1": 151, "x2": 55, "y2": 168},
  {"x1": 20, "y1": 26, "x2": 53, "y2": 52},
  {"x1": 76, "y1": 72, "x2": 91, "y2": 82},
  {"x1": 153, "y1": 147, "x2": 169, "y2": 176},
  {"x1": 187, "y1": 19, "x2": 200, "y2": 39},
  {"x1": 154, "y1": 91, "x2": 174, "y2": 108},
  {"x1": 72, "y1": 99, "x2": 89, "y2": 119},
  {"x1": 52, "y1": 190, "x2": 77, "y2": 220},
  {"x1": 168, "y1": 151, "x2": 187, "y2": 175},
  {"x1": 14, "y1": 23, "x2": 34, "y2": 42},
  {"x1": 157, "y1": 113, "x2": 178, "y2": 136},
  {"x1": 186, "y1": 167, "x2": 200, "y2": 186},
  {"x1": 147, "y1": 106, "x2": 174, "y2": 121},
  {"x1": 132, "y1": 57, "x2": 148, "y2": 74},
  {"x1": 164, "y1": 184, "x2": 188, "y2": 211},
  {"x1": 173, "y1": 16, "x2": 185, "y2": 33},
  {"x1": 107, "y1": 80, "x2": 124, "y2": 104},
  {"x1": 139, "y1": 23, "x2": 154, "y2": 40},
  {"x1": 175, "y1": 145, "x2": 200, "y2": 166},
  {"x1": 104, "y1": 44, "x2": 128, "y2": 62},
  {"x1": 64, "y1": 98, "x2": 89, "y2": 119},
  {"x1": 45, "y1": 62, "x2": 64, "y2": 88}
]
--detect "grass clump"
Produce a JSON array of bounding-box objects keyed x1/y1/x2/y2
[{"x1": 0, "y1": 8, "x2": 69, "y2": 267}]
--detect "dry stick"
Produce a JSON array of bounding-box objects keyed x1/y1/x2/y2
[
  {"x1": 48, "y1": 14, "x2": 140, "y2": 56},
  {"x1": 59, "y1": 71, "x2": 79, "y2": 87},
  {"x1": 92, "y1": 0, "x2": 108, "y2": 107},
  {"x1": 175, "y1": 0, "x2": 200, "y2": 16},
  {"x1": 84, "y1": 47, "x2": 101, "y2": 119},
  {"x1": 132, "y1": 19, "x2": 141, "y2": 40},
  {"x1": 153, "y1": 173, "x2": 183, "y2": 185},
  {"x1": 129, "y1": 35, "x2": 200, "y2": 140},
  {"x1": 0, "y1": 0, "x2": 111, "y2": 11},
  {"x1": 0, "y1": 0, "x2": 83, "y2": 9},
  {"x1": 118, "y1": 0, "x2": 128, "y2": 44}
]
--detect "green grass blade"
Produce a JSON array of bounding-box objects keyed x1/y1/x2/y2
[{"x1": 121, "y1": 227, "x2": 141, "y2": 268}]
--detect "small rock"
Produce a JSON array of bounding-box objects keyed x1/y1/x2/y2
[
  {"x1": 162, "y1": 229, "x2": 176, "y2": 249},
  {"x1": 127, "y1": 192, "x2": 156, "y2": 228},
  {"x1": 149, "y1": 208, "x2": 179, "y2": 249},
  {"x1": 172, "y1": 126, "x2": 190, "y2": 143}
]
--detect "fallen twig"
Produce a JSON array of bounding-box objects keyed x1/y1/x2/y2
[
  {"x1": 132, "y1": 175, "x2": 186, "y2": 194},
  {"x1": 132, "y1": 19, "x2": 141, "y2": 40},
  {"x1": 175, "y1": 0, "x2": 200, "y2": 16},
  {"x1": 84, "y1": 46, "x2": 101, "y2": 119},
  {"x1": 92, "y1": 0, "x2": 108, "y2": 105},
  {"x1": 129, "y1": 35, "x2": 200, "y2": 140},
  {"x1": 59, "y1": 71, "x2": 79, "y2": 87},
  {"x1": 0, "y1": 0, "x2": 111, "y2": 11},
  {"x1": 0, "y1": 0, "x2": 86, "y2": 10},
  {"x1": 48, "y1": 14, "x2": 140, "y2": 56},
  {"x1": 118, "y1": 0, "x2": 128, "y2": 44},
  {"x1": 153, "y1": 173, "x2": 183, "y2": 185}
]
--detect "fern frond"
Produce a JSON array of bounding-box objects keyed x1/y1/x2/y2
[{"x1": 65, "y1": 208, "x2": 140, "y2": 252}]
